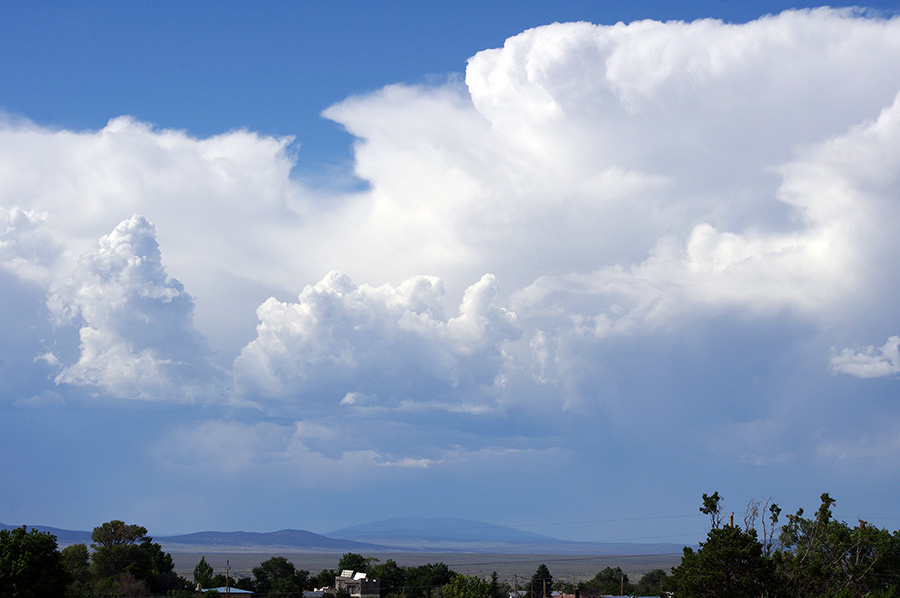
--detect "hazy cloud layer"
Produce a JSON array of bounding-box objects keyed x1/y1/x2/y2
[{"x1": 3, "y1": 8, "x2": 900, "y2": 533}]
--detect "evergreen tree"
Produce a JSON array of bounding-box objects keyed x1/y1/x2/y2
[
  {"x1": 671, "y1": 524, "x2": 776, "y2": 597},
  {"x1": 194, "y1": 556, "x2": 215, "y2": 589},
  {"x1": 530, "y1": 564, "x2": 553, "y2": 598}
]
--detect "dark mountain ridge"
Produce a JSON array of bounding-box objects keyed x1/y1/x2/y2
[{"x1": 2, "y1": 518, "x2": 686, "y2": 555}]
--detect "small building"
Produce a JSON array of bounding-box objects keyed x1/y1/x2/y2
[
  {"x1": 208, "y1": 587, "x2": 254, "y2": 596},
  {"x1": 335, "y1": 570, "x2": 380, "y2": 598}
]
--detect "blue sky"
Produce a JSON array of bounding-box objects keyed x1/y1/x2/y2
[{"x1": 3, "y1": 1, "x2": 900, "y2": 545}]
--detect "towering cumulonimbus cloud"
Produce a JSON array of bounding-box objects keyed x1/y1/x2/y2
[
  {"x1": 0, "y1": 8, "x2": 900, "y2": 494},
  {"x1": 47, "y1": 215, "x2": 224, "y2": 401},
  {"x1": 4, "y1": 7, "x2": 900, "y2": 535}
]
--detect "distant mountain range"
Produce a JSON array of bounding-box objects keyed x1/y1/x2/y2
[
  {"x1": 0, "y1": 523, "x2": 93, "y2": 547},
  {"x1": 1, "y1": 517, "x2": 685, "y2": 555},
  {"x1": 155, "y1": 529, "x2": 388, "y2": 553}
]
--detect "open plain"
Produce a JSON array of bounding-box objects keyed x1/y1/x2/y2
[{"x1": 170, "y1": 552, "x2": 682, "y2": 586}]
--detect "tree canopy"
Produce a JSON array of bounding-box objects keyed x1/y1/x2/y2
[
  {"x1": 578, "y1": 566, "x2": 632, "y2": 596},
  {"x1": 90, "y1": 520, "x2": 149, "y2": 547},
  {"x1": 338, "y1": 552, "x2": 378, "y2": 574},
  {"x1": 775, "y1": 493, "x2": 900, "y2": 597},
  {"x1": 0, "y1": 526, "x2": 70, "y2": 598},
  {"x1": 671, "y1": 524, "x2": 776, "y2": 597},
  {"x1": 671, "y1": 492, "x2": 900, "y2": 598},
  {"x1": 89, "y1": 520, "x2": 180, "y2": 596},
  {"x1": 253, "y1": 556, "x2": 309, "y2": 597}
]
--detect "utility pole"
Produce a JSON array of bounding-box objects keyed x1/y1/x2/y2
[{"x1": 226, "y1": 560, "x2": 230, "y2": 596}]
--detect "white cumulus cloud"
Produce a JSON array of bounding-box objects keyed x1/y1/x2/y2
[
  {"x1": 830, "y1": 336, "x2": 900, "y2": 379},
  {"x1": 2, "y1": 8, "x2": 900, "y2": 474},
  {"x1": 0, "y1": 206, "x2": 60, "y2": 284},
  {"x1": 47, "y1": 215, "x2": 225, "y2": 401},
  {"x1": 233, "y1": 271, "x2": 519, "y2": 412}
]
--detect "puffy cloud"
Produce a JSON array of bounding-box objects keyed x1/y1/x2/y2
[
  {"x1": 4, "y1": 9, "x2": 900, "y2": 525},
  {"x1": 830, "y1": 336, "x2": 900, "y2": 379},
  {"x1": 47, "y1": 215, "x2": 224, "y2": 401},
  {"x1": 0, "y1": 115, "x2": 311, "y2": 357},
  {"x1": 0, "y1": 207, "x2": 60, "y2": 284},
  {"x1": 324, "y1": 9, "x2": 900, "y2": 296},
  {"x1": 488, "y1": 11, "x2": 900, "y2": 320},
  {"x1": 233, "y1": 271, "x2": 519, "y2": 412},
  {"x1": 4, "y1": 9, "x2": 900, "y2": 373},
  {"x1": 501, "y1": 29, "x2": 900, "y2": 402},
  {"x1": 314, "y1": 11, "x2": 900, "y2": 431}
]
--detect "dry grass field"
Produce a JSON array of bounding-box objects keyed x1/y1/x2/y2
[{"x1": 171, "y1": 551, "x2": 682, "y2": 586}]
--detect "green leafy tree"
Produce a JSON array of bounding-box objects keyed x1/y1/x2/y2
[
  {"x1": 253, "y1": 556, "x2": 309, "y2": 597},
  {"x1": 670, "y1": 522, "x2": 776, "y2": 597},
  {"x1": 774, "y1": 493, "x2": 900, "y2": 597},
  {"x1": 700, "y1": 491, "x2": 723, "y2": 529},
  {"x1": 635, "y1": 568, "x2": 668, "y2": 596},
  {"x1": 339, "y1": 553, "x2": 377, "y2": 573},
  {"x1": 92, "y1": 520, "x2": 150, "y2": 547},
  {"x1": 311, "y1": 568, "x2": 338, "y2": 589},
  {"x1": 90, "y1": 520, "x2": 150, "y2": 581},
  {"x1": 444, "y1": 574, "x2": 491, "y2": 598},
  {"x1": 552, "y1": 580, "x2": 574, "y2": 594},
  {"x1": 106, "y1": 572, "x2": 150, "y2": 597},
  {"x1": 90, "y1": 520, "x2": 182, "y2": 595},
  {"x1": 530, "y1": 564, "x2": 553, "y2": 598},
  {"x1": 369, "y1": 558, "x2": 407, "y2": 598},
  {"x1": 234, "y1": 576, "x2": 256, "y2": 591},
  {"x1": 61, "y1": 543, "x2": 92, "y2": 597},
  {"x1": 578, "y1": 567, "x2": 632, "y2": 596},
  {"x1": 0, "y1": 526, "x2": 70, "y2": 598},
  {"x1": 406, "y1": 562, "x2": 455, "y2": 598}
]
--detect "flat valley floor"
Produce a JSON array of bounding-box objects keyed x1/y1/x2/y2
[{"x1": 171, "y1": 552, "x2": 683, "y2": 586}]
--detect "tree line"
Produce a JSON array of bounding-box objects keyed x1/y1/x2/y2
[
  {"x1": 3, "y1": 494, "x2": 899, "y2": 598},
  {"x1": 1, "y1": 520, "x2": 178, "y2": 597}
]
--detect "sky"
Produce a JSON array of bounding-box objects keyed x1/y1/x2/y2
[{"x1": 2, "y1": 1, "x2": 900, "y2": 546}]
